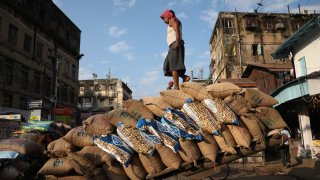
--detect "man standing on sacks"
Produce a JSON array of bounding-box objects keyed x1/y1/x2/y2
[{"x1": 160, "y1": 9, "x2": 190, "y2": 90}]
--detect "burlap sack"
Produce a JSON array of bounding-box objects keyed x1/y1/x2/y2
[
  {"x1": 18, "y1": 132, "x2": 46, "y2": 144},
  {"x1": 45, "y1": 175, "x2": 86, "y2": 180},
  {"x1": 38, "y1": 157, "x2": 74, "y2": 176},
  {"x1": 255, "y1": 107, "x2": 288, "y2": 130},
  {"x1": 88, "y1": 168, "x2": 108, "y2": 180},
  {"x1": 0, "y1": 138, "x2": 44, "y2": 156},
  {"x1": 68, "y1": 152, "x2": 96, "y2": 175},
  {"x1": 10, "y1": 159, "x2": 30, "y2": 172},
  {"x1": 77, "y1": 146, "x2": 114, "y2": 166},
  {"x1": 124, "y1": 99, "x2": 155, "y2": 120},
  {"x1": 47, "y1": 138, "x2": 78, "y2": 158},
  {"x1": 160, "y1": 90, "x2": 194, "y2": 109},
  {"x1": 142, "y1": 96, "x2": 172, "y2": 117},
  {"x1": 245, "y1": 88, "x2": 279, "y2": 108},
  {"x1": 0, "y1": 166, "x2": 23, "y2": 180},
  {"x1": 224, "y1": 93, "x2": 249, "y2": 116},
  {"x1": 240, "y1": 113, "x2": 266, "y2": 147},
  {"x1": 102, "y1": 162, "x2": 129, "y2": 180},
  {"x1": 123, "y1": 155, "x2": 147, "y2": 180},
  {"x1": 206, "y1": 82, "x2": 242, "y2": 98},
  {"x1": 227, "y1": 122, "x2": 252, "y2": 148},
  {"x1": 63, "y1": 126, "x2": 93, "y2": 147},
  {"x1": 180, "y1": 82, "x2": 213, "y2": 101},
  {"x1": 213, "y1": 124, "x2": 237, "y2": 154},
  {"x1": 182, "y1": 101, "x2": 221, "y2": 135},
  {"x1": 83, "y1": 114, "x2": 115, "y2": 136},
  {"x1": 117, "y1": 123, "x2": 154, "y2": 155},
  {"x1": 178, "y1": 139, "x2": 202, "y2": 163},
  {"x1": 105, "y1": 108, "x2": 138, "y2": 127},
  {"x1": 139, "y1": 152, "x2": 165, "y2": 175},
  {"x1": 156, "y1": 144, "x2": 182, "y2": 170},
  {"x1": 202, "y1": 98, "x2": 239, "y2": 125},
  {"x1": 197, "y1": 131, "x2": 219, "y2": 162}
]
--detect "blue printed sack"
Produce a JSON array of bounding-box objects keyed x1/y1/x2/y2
[
  {"x1": 137, "y1": 118, "x2": 179, "y2": 153},
  {"x1": 93, "y1": 134, "x2": 133, "y2": 167}
]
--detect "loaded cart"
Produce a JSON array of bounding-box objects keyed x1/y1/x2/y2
[{"x1": 0, "y1": 114, "x2": 22, "y2": 140}]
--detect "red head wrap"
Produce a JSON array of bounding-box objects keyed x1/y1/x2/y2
[{"x1": 160, "y1": 9, "x2": 175, "y2": 19}]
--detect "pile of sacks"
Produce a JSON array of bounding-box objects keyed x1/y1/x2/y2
[
  {"x1": 38, "y1": 82, "x2": 289, "y2": 180},
  {"x1": 0, "y1": 121, "x2": 71, "y2": 179}
]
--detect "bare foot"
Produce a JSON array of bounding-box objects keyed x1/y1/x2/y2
[{"x1": 183, "y1": 75, "x2": 191, "y2": 82}]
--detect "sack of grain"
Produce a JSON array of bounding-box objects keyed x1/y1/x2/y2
[
  {"x1": 139, "y1": 152, "x2": 165, "y2": 175},
  {"x1": 63, "y1": 126, "x2": 93, "y2": 147},
  {"x1": 180, "y1": 82, "x2": 213, "y2": 101},
  {"x1": 240, "y1": 113, "x2": 266, "y2": 147},
  {"x1": 68, "y1": 152, "x2": 96, "y2": 175},
  {"x1": 206, "y1": 82, "x2": 242, "y2": 98},
  {"x1": 83, "y1": 114, "x2": 115, "y2": 136},
  {"x1": 202, "y1": 98, "x2": 239, "y2": 125},
  {"x1": 47, "y1": 138, "x2": 78, "y2": 158},
  {"x1": 123, "y1": 155, "x2": 147, "y2": 180},
  {"x1": 182, "y1": 99, "x2": 221, "y2": 136},
  {"x1": 18, "y1": 132, "x2": 46, "y2": 144},
  {"x1": 93, "y1": 134, "x2": 134, "y2": 167},
  {"x1": 77, "y1": 146, "x2": 114, "y2": 166},
  {"x1": 245, "y1": 88, "x2": 279, "y2": 108},
  {"x1": 0, "y1": 138, "x2": 44, "y2": 156},
  {"x1": 124, "y1": 99, "x2": 155, "y2": 120},
  {"x1": 255, "y1": 107, "x2": 288, "y2": 130},
  {"x1": 137, "y1": 118, "x2": 180, "y2": 153},
  {"x1": 102, "y1": 162, "x2": 129, "y2": 180},
  {"x1": 178, "y1": 139, "x2": 202, "y2": 163},
  {"x1": 162, "y1": 108, "x2": 201, "y2": 140},
  {"x1": 197, "y1": 131, "x2": 219, "y2": 162},
  {"x1": 227, "y1": 122, "x2": 252, "y2": 148},
  {"x1": 105, "y1": 108, "x2": 138, "y2": 128},
  {"x1": 38, "y1": 157, "x2": 74, "y2": 176},
  {"x1": 161, "y1": 118, "x2": 199, "y2": 140},
  {"x1": 213, "y1": 124, "x2": 237, "y2": 155},
  {"x1": 155, "y1": 144, "x2": 182, "y2": 170},
  {"x1": 142, "y1": 96, "x2": 173, "y2": 117},
  {"x1": 9, "y1": 159, "x2": 31, "y2": 172},
  {"x1": 0, "y1": 166, "x2": 23, "y2": 180},
  {"x1": 224, "y1": 93, "x2": 249, "y2": 116},
  {"x1": 160, "y1": 90, "x2": 194, "y2": 109},
  {"x1": 45, "y1": 175, "x2": 86, "y2": 180},
  {"x1": 117, "y1": 122, "x2": 154, "y2": 155}
]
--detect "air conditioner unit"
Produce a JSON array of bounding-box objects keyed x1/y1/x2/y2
[{"x1": 275, "y1": 23, "x2": 285, "y2": 29}]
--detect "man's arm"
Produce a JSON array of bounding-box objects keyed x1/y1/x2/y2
[{"x1": 171, "y1": 19, "x2": 181, "y2": 49}]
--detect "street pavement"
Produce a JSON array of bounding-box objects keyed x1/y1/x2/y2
[{"x1": 166, "y1": 157, "x2": 320, "y2": 180}]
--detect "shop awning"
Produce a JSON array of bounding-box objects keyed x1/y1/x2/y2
[
  {"x1": 271, "y1": 77, "x2": 309, "y2": 107},
  {"x1": 272, "y1": 16, "x2": 320, "y2": 59}
]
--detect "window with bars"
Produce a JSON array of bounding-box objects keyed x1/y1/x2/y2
[
  {"x1": 20, "y1": 66, "x2": 29, "y2": 90},
  {"x1": 23, "y1": 33, "x2": 32, "y2": 52},
  {"x1": 4, "y1": 61, "x2": 13, "y2": 85},
  {"x1": 36, "y1": 41, "x2": 43, "y2": 58},
  {"x1": 34, "y1": 71, "x2": 41, "y2": 93},
  {"x1": 8, "y1": 24, "x2": 18, "y2": 45}
]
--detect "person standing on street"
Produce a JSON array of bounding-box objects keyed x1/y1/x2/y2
[
  {"x1": 160, "y1": 9, "x2": 190, "y2": 90},
  {"x1": 280, "y1": 128, "x2": 293, "y2": 168}
]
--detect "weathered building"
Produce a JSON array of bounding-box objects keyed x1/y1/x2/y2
[
  {"x1": 241, "y1": 63, "x2": 293, "y2": 94},
  {"x1": 0, "y1": 0, "x2": 82, "y2": 120},
  {"x1": 209, "y1": 11, "x2": 318, "y2": 83},
  {"x1": 78, "y1": 78, "x2": 132, "y2": 121}
]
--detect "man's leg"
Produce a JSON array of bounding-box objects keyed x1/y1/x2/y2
[
  {"x1": 182, "y1": 75, "x2": 191, "y2": 82},
  {"x1": 172, "y1": 71, "x2": 179, "y2": 90}
]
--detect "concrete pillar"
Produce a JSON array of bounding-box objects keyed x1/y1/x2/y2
[{"x1": 298, "y1": 106, "x2": 313, "y2": 150}]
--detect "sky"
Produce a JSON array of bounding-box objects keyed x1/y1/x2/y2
[{"x1": 53, "y1": 0, "x2": 320, "y2": 99}]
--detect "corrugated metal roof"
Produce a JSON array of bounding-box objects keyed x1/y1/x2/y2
[
  {"x1": 272, "y1": 16, "x2": 320, "y2": 59},
  {"x1": 242, "y1": 63, "x2": 293, "y2": 78}
]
